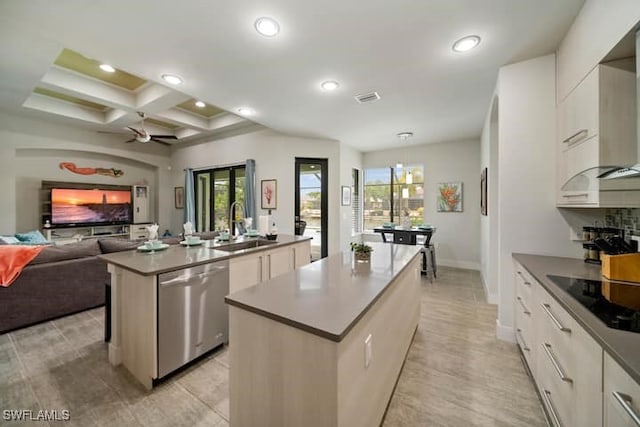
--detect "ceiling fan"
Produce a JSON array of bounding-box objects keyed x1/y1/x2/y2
[{"x1": 100, "y1": 112, "x2": 178, "y2": 146}]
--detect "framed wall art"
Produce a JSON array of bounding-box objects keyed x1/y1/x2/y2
[
  {"x1": 437, "y1": 182, "x2": 463, "y2": 212},
  {"x1": 174, "y1": 187, "x2": 184, "y2": 209},
  {"x1": 261, "y1": 179, "x2": 277, "y2": 209}
]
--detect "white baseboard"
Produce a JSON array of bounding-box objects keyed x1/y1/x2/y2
[
  {"x1": 496, "y1": 319, "x2": 516, "y2": 343},
  {"x1": 478, "y1": 273, "x2": 499, "y2": 305},
  {"x1": 437, "y1": 258, "x2": 480, "y2": 270}
]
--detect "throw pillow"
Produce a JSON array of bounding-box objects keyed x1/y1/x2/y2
[
  {"x1": 15, "y1": 230, "x2": 49, "y2": 245},
  {"x1": 0, "y1": 236, "x2": 20, "y2": 245}
]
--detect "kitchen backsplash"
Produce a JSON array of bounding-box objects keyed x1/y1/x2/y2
[{"x1": 604, "y1": 208, "x2": 639, "y2": 236}]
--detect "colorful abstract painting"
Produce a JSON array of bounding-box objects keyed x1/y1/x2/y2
[{"x1": 437, "y1": 182, "x2": 463, "y2": 212}]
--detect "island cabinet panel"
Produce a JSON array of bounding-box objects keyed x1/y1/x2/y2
[
  {"x1": 117, "y1": 268, "x2": 157, "y2": 390},
  {"x1": 228, "y1": 251, "x2": 421, "y2": 427},
  {"x1": 293, "y1": 240, "x2": 311, "y2": 269},
  {"x1": 604, "y1": 352, "x2": 640, "y2": 427},
  {"x1": 336, "y1": 255, "x2": 421, "y2": 427}
]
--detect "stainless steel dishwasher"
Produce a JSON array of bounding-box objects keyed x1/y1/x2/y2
[{"x1": 157, "y1": 260, "x2": 229, "y2": 378}]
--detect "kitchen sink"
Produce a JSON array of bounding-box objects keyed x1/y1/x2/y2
[{"x1": 214, "y1": 239, "x2": 277, "y2": 252}]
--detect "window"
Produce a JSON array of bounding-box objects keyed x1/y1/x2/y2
[
  {"x1": 363, "y1": 165, "x2": 424, "y2": 231},
  {"x1": 194, "y1": 165, "x2": 245, "y2": 232},
  {"x1": 352, "y1": 168, "x2": 361, "y2": 234}
]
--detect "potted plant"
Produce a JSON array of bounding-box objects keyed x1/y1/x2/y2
[{"x1": 350, "y1": 242, "x2": 373, "y2": 262}]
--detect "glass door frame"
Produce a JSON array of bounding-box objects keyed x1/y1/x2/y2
[
  {"x1": 295, "y1": 157, "x2": 328, "y2": 259},
  {"x1": 193, "y1": 164, "x2": 245, "y2": 233}
]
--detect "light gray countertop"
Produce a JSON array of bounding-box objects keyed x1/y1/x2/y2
[
  {"x1": 99, "y1": 234, "x2": 310, "y2": 276},
  {"x1": 513, "y1": 253, "x2": 640, "y2": 385},
  {"x1": 225, "y1": 242, "x2": 422, "y2": 342}
]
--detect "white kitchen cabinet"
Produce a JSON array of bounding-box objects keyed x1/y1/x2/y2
[
  {"x1": 604, "y1": 352, "x2": 640, "y2": 427},
  {"x1": 229, "y1": 240, "x2": 311, "y2": 294},
  {"x1": 557, "y1": 63, "x2": 637, "y2": 207},
  {"x1": 513, "y1": 261, "x2": 603, "y2": 427},
  {"x1": 229, "y1": 253, "x2": 263, "y2": 294},
  {"x1": 513, "y1": 262, "x2": 537, "y2": 376}
]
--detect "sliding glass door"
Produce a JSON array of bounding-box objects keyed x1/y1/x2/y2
[{"x1": 194, "y1": 165, "x2": 245, "y2": 233}]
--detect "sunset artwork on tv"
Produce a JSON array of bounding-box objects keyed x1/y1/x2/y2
[{"x1": 51, "y1": 188, "x2": 132, "y2": 226}]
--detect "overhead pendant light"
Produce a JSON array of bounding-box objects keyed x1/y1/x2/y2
[
  {"x1": 255, "y1": 17, "x2": 280, "y2": 37},
  {"x1": 99, "y1": 64, "x2": 115, "y2": 73},
  {"x1": 406, "y1": 170, "x2": 413, "y2": 185},
  {"x1": 321, "y1": 80, "x2": 339, "y2": 91},
  {"x1": 452, "y1": 35, "x2": 481, "y2": 53},
  {"x1": 195, "y1": 101, "x2": 206, "y2": 108},
  {"x1": 161, "y1": 73, "x2": 183, "y2": 85},
  {"x1": 397, "y1": 131, "x2": 414, "y2": 186}
]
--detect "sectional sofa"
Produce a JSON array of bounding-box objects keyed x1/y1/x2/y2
[{"x1": 0, "y1": 232, "x2": 218, "y2": 334}]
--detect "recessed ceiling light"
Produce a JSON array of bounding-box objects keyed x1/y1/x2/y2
[
  {"x1": 99, "y1": 64, "x2": 115, "y2": 73},
  {"x1": 320, "y1": 80, "x2": 339, "y2": 91},
  {"x1": 452, "y1": 35, "x2": 481, "y2": 52},
  {"x1": 255, "y1": 17, "x2": 280, "y2": 37},
  {"x1": 195, "y1": 101, "x2": 206, "y2": 108},
  {"x1": 237, "y1": 107, "x2": 255, "y2": 116},
  {"x1": 161, "y1": 74, "x2": 183, "y2": 85},
  {"x1": 397, "y1": 132, "x2": 414, "y2": 140}
]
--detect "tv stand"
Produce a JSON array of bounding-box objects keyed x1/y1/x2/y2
[{"x1": 44, "y1": 225, "x2": 133, "y2": 244}]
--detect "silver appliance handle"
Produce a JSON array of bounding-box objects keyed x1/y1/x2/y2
[
  {"x1": 541, "y1": 303, "x2": 571, "y2": 333},
  {"x1": 542, "y1": 389, "x2": 564, "y2": 427},
  {"x1": 516, "y1": 296, "x2": 531, "y2": 315},
  {"x1": 612, "y1": 392, "x2": 640, "y2": 426},
  {"x1": 542, "y1": 343, "x2": 573, "y2": 383},
  {"x1": 516, "y1": 328, "x2": 530, "y2": 352},
  {"x1": 160, "y1": 266, "x2": 228, "y2": 287},
  {"x1": 516, "y1": 271, "x2": 531, "y2": 286},
  {"x1": 562, "y1": 129, "x2": 588, "y2": 146}
]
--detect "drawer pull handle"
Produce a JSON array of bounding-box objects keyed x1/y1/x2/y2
[
  {"x1": 561, "y1": 193, "x2": 589, "y2": 198},
  {"x1": 541, "y1": 303, "x2": 571, "y2": 333},
  {"x1": 562, "y1": 129, "x2": 588, "y2": 146},
  {"x1": 612, "y1": 392, "x2": 640, "y2": 426},
  {"x1": 516, "y1": 328, "x2": 530, "y2": 351},
  {"x1": 542, "y1": 389, "x2": 564, "y2": 427},
  {"x1": 516, "y1": 296, "x2": 531, "y2": 315},
  {"x1": 516, "y1": 271, "x2": 532, "y2": 286},
  {"x1": 542, "y1": 343, "x2": 573, "y2": 383}
]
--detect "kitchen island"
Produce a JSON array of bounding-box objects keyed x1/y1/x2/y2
[
  {"x1": 99, "y1": 235, "x2": 311, "y2": 389},
  {"x1": 225, "y1": 242, "x2": 422, "y2": 427}
]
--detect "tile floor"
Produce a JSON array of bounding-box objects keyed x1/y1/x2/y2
[{"x1": 0, "y1": 267, "x2": 546, "y2": 426}]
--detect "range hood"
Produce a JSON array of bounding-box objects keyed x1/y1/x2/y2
[{"x1": 561, "y1": 28, "x2": 640, "y2": 191}]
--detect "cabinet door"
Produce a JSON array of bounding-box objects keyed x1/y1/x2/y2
[
  {"x1": 229, "y1": 254, "x2": 262, "y2": 294},
  {"x1": 267, "y1": 246, "x2": 294, "y2": 280},
  {"x1": 604, "y1": 353, "x2": 640, "y2": 427},
  {"x1": 293, "y1": 241, "x2": 311, "y2": 269},
  {"x1": 133, "y1": 185, "x2": 150, "y2": 224},
  {"x1": 559, "y1": 67, "x2": 599, "y2": 149}
]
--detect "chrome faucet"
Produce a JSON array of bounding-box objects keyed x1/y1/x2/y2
[{"x1": 229, "y1": 201, "x2": 245, "y2": 239}]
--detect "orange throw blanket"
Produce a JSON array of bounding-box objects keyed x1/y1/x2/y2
[{"x1": 0, "y1": 245, "x2": 46, "y2": 287}]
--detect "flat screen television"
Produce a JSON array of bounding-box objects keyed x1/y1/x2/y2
[{"x1": 51, "y1": 187, "x2": 132, "y2": 227}]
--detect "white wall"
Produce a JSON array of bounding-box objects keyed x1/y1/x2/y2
[
  {"x1": 363, "y1": 139, "x2": 481, "y2": 270},
  {"x1": 495, "y1": 54, "x2": 581, "y2": 341},
  {"x1": 339, "y1": 143, "x2": 364, "y2": 253},
  {"x1": 479, "y1": 96, "x2": 500, "y2": 304},
  {"x1": 170, "y1": 129, "x2": 348, "y2": 256},
  {"x1": 0, "y1": 112, "x2": 172, "y2": 235}
]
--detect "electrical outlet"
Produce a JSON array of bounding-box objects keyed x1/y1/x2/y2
[{"x1": 364, "y1": 334, "x2": 372, "y2": 368}]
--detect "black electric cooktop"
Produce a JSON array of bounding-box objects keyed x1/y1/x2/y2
[{"x1": 546, "y1": 275, "x2": 640, "y2": 334}]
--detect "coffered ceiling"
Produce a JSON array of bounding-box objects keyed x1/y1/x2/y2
[{"x1": 0, "y1": 0, "x2": 585, "y2": 151}]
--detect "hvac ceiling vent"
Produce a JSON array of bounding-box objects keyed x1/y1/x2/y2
[{"x1": 354, "y1": 91, "x2": 380, "y2": 104}]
